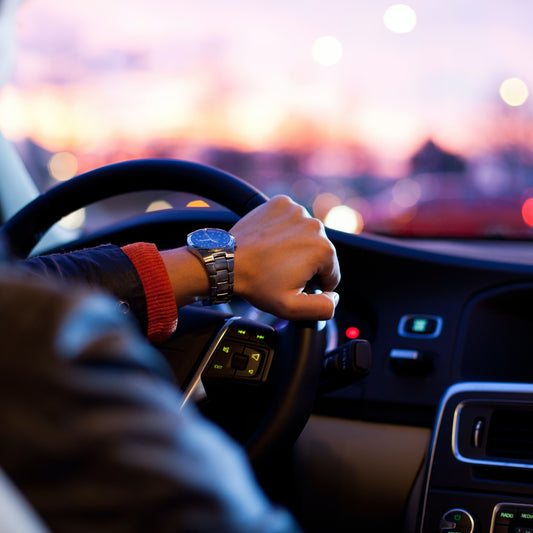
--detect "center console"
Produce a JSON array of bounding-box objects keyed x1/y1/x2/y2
[{"x1": 417, "y1": 382, "x2": 533, "y2": 533}]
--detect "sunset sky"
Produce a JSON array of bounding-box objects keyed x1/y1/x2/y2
[{"x1": 0, "y1": 0, "x2": 532, "y2": 177}]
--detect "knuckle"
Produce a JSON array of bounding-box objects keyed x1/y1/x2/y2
[
  {"x1": 306, "y1": 216, "x2": 324, "y2": 233},
  {"x1": 270, "y1": 194, "x2": 293, "y2": 208},
  {"x1": 312, "y1": 228, "x2": 335, "y2": 255}
]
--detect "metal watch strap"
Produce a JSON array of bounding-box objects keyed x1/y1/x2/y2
[{"x1": 203, "y1": 250, "x2": 235, "y2": 305}]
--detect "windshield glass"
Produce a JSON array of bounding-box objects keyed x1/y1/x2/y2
[{"x1": 3, "y1": 0, "x2": 533, "y2": 238}]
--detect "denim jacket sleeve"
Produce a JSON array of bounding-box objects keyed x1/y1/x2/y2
[
  {"x1": 19, "y1": 244, "x2": 149, "y2": 334},
  {"x1": 0, "y1": 270, "x2": 302, "y2": 533}
]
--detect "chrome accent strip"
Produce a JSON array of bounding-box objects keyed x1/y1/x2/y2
[
  {"x1": 473, "y1": 418, "x2": 484, "y2": 449},
  {"x1": 452, "y1": 397, "x2": 533, "y2": 470},
  {"x1": 179, "y1": 316, "x2": 242, "y2": 409},
  {"x1": 390, "y1": 348, "x2": 420, "y2": 360}
]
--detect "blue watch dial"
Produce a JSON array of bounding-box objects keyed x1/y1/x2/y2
[{"x1": 188, "y1": 228, "x2": 234, "y2": 250}]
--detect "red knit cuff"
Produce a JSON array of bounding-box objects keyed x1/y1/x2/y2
[{"x1": 121, "y1": 242, "x2": 178, "y2": 344}]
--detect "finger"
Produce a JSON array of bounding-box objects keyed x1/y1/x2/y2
[
  {"x1": 281, "y1": 291, "x2": 339, "y2": 321},
  {"x1": 315, "y1": 250, "x2": 341, "y2": 292}
]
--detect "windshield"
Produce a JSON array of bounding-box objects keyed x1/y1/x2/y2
[{"x1": 2, "y1": 0, "x2": 533, "y2": 239}]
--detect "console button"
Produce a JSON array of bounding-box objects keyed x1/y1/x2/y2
[
  {"x1": 440, "y1": 509, "x2": 474, "y2": 533},
  {"x1": 226, "y1": 322, "x2": 275, "y2": 345},
  {"x1": 235, "y1": 347, "x2": 265, "y2": 379},
  {"x1": 231, "y1": 353, "x2": 248, "y2": 371},
  {"x1": 248, "y1": 329, "x2": 274, "y2": 344},
  {"x1": 518, "y1": 509, "x2": 533, "y2": 525},
  {"x1": 205, "y1": 341, "x2": 242, "y2": 378},
  {"x1": 398, "y1": 314, "x2": 443, "y2": 338},
  {"x1": 495, "y1": 506, "x2": 518, "y2": 525},
  {"x1": 228, "y1": 326, "x2": 250, "y2": 341}
]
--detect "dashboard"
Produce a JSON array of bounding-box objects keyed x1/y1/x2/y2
[
  {"x1": 318, "y1": 232, "x2": 533, "y2": 423},
  {"x1": 316, "y1": 231, "x2": 533, "y2": 533},
  {"x1": 37, "y1": 206, "x2": 533, "y2": 533}
]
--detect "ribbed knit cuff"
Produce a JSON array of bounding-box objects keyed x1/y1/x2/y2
[{"x1": 121, "y1": 243, "x2": 178, "y2": 344}]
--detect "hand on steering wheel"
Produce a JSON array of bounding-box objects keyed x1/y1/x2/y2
[
  {"x1": 0, "y1": 159, "x2": 339, "y2": 467},
  {"x1": 160, "y1": 194, "x2": 340, "y2": 320}
]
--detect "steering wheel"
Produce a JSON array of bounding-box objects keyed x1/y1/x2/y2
[{"x1": 0, "y1": 158, "x2": 327, "y2": 469}]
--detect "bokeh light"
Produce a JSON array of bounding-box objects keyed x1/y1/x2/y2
[
  {"x1": 521, "y1": 197, "x2": 533, "y2": 227},
  {"x1": 186, "y1": 199, "x2": 210, "y2": 207},
  {"x1": 146, "y1": 200, "x2": 173, "y2": 212},
  {"x1": 383, "y1": 4, "x2": 417, "y2": 34},
  {"x1": 313, "y1": 192, "x2": 341, "y2": 221},
  {"x1": 324, "y1": 205, "x2": 364, "y2": 234},
  {"x1": 311, "y1": 36, "x2": 344, "y2": 66},
  {"x1": 289, "y1": 178, "x2": 320, "y2": 206},
  {"x1": 48, "y1": 151, "x2": 78, "y2": 181},
  {"x1": 499, "y1": 78, "x2": 529, "y2": 107},
  {"x1": 392, "y1": 177, "x2": 421, "y2": 208},
  {"x1": 5, "y1": 0, "x2": 533, "y2": 241},
  {"x1": 58, "y1": 208, "x2": 86, "y2": 230}
]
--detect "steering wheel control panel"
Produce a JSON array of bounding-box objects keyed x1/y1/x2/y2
[{"x1": 203, "y1": 318, "x2": 275, "y2": 382}]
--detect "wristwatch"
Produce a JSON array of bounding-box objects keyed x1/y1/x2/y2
[{"x1": 186, "y1": 228, "x2": 236, "y2": 306}]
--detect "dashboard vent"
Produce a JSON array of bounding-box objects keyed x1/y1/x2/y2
[{"x1": 487, "y1": 409, "x2": 533, "y2": 462}]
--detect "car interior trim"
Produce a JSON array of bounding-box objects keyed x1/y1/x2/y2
[
  {"x1": 419, "y1": 381, "x2": 533, "y2": 533},
  {"x1": 179, "y1": 316, "x2": 242, "y2": 408},
  {"x1": 452, "y1": 398, "x2": 533, "y2": 470}
]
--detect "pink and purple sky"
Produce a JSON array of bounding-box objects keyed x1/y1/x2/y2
[{"x1": 0, "y1": 0, "x2": 532, "y2": 176}]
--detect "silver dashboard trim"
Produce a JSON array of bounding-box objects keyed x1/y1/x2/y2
[
  {"x1": 452, "y1": 396, "x2": 533, "y2": 470},
  {"x1": 180, "y1": 316, "x2": 242, "y2": 409},
  {"x1": 390, "y1": 348, "x2": 421, "y2": 360}
]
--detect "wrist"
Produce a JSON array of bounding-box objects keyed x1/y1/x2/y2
[{"x1": 160, "y1": 247, "x2": 210, "y2": 308}]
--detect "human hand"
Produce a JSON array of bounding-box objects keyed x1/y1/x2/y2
[{"x1": 230, "y1": 195, "x2": 340, "y2": 321}]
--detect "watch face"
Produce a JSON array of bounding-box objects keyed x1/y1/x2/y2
[{"x1": 188, "y1": 228, "x2": 234, "y2": 250}]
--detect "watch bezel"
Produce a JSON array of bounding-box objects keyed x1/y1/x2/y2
[{"x1": 187, "y1": 228, "x2": 235, "y2": 251}]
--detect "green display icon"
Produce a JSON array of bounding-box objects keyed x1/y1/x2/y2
[{"x1": 412, "y1": 319, "x2": 429, "y2": 332}]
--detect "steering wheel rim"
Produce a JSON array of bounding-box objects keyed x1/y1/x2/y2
[
  {"x1": 0, "y1": 158, "x2": 326, "y2": 467},
  {"x1": 0, "y1": 158, "x2": 269, "y2": 258}
]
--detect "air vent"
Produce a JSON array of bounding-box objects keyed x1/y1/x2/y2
[
  {"x1": 448, "y1": 384, "x2": 533, "y2": 469},
  {"x1": 486, "y1": 409, "x2": 533, "y2": 462}
]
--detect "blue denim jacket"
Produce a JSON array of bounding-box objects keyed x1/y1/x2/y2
[
  {"x1": 0, "y1": 267, "x2": 302, "y2": 533},
  {"x1": 20, "y1": 244, "x2": 150, "y2": 334}
]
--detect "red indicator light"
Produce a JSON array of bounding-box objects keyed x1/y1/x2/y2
[{"x1": 345, "y1": 327, "x2": 360, "y2": 339}]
